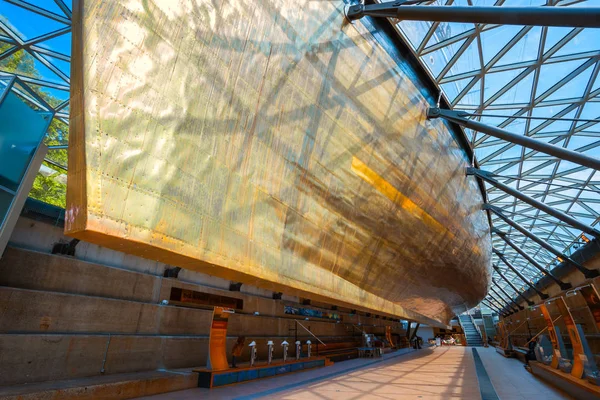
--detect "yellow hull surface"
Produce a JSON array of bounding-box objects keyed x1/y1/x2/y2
[{"x1": 67, "y1": 0, "x2": 492, "y2": 326}]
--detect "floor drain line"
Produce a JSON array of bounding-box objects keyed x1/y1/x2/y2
[{"x1": 472, "y1": 348, "x2": 500, "y2": 400}]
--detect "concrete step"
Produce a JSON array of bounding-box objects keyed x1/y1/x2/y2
[
  {"x1": 0, "y1": 247, "x2": 398, "y2": 387},
  {"x1": 0, "y1": 247, "x2": 160, "y2": 303},
  {"x1": 0, "y1": 286, "x2": 212, "y2": 335},
  {"x1": 0, "y1": 369, "x2": 198, "y2": 400},
  {"x1": 0, "y1": 333, "x2": 208, "y2": 386},
  {"x1": 1, "y1": 332, "x2": 352, "y2": 386},
  {"x1": 0, "y1": 286, "x2": 350, "y2": 338}
]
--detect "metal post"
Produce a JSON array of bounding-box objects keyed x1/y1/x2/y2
[
  {"x1": 469, "y1": 168, "x2": 600, "y2": 238},
  {"x1": 494, "y1": 248, "x2": 549, "y2": 299},
  {"x1": 485, "y1": 205, "x2": 599, "y2": 278},
  {"x1": 493, "y1": 228, "x2": 571, "y2": 290},
  {"x1": 249, "y1": 341, "x2": 257, "y2": 367},
  {"x1": 490, "y1": 285, "x2": 523, "y2": 311},
  {"x1": 427, "y1": 108, "x2": 600, "y2": 171},
  {"x1": 267, "y1": 340, "x2": 274, "y2": 365},
  {"x1": 493, "y1": 264, "x2": 535, "y2": 306},
  {"x1": 346, "y1": 3, "x2": 600, "y2": 28}
]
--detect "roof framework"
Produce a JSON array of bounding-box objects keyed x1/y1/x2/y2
[
  {"x1": 392, "y1": 0, "x2": 600, "y2": 308},
  {"x1": 0, "y1": 0, "x2": 71, "y2": 169},
  {"x1": 1, "y1": 0, "x2": 599, "y2": 312}
]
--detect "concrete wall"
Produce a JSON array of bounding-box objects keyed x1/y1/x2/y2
[{"x1": 0, "y1": 215, "x2": 407, "y2": 386}]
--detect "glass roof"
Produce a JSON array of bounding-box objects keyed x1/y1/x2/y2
[
  {"x1": 392, "y1": 0, "x2": 600, "y2": 310},
  {"x1": 1, "y1": 0, "x2": 598, "y2": 313},
  {"x1": 0, "y1": 0, "x2": 71, "y2": 208}
]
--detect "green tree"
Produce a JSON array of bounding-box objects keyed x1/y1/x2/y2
[{"x1": 29, "y1": 172, "x2": 66, "y2": 208}]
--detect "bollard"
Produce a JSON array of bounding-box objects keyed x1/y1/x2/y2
[
  {"x1": 267, "y1": 340, "x2": 274, "y2": 365},
  {"x1": 282, "y1": 340, "x2": 289, "y2": 363},
  {"x1": 249, "y1": 341, "x2": 257, "y2": 367},
  {"x1": 296, "y1": 340, "x2": 301, "y2": 360},
  {"x1": 306, "y1": 340, "x2": 312, "y2": 358}
]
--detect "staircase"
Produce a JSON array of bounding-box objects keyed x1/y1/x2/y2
[{"x1": 459, "y1": 315, "x2": 483, "y2": 347}]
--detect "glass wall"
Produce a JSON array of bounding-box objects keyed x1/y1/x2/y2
[{"x1": 0, "y1": 77, "x2": 52, "y2": 229}]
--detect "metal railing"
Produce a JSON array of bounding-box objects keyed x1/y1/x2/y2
[
  {"x1": 459, "y1": 305, "x2": 483, "y2": 345},
  {"x1": 295, "y1": 320, "x2": 327, "y2": 356},
  {"x1": 467, "y1": 308, "x2": 483, "y2": 341}
]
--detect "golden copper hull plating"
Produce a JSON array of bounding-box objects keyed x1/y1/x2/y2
[{"x1": 67, "y1": 0, "x2": 492, "y2": 326}]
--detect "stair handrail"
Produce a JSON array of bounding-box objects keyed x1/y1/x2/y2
[
  {"x1": 467, "y1": 306, "x2": 483, "y2": 341},
  {"x1": 295, "y1": 320, "x2": 327, "y2": 346},
  {"x1": 459, "y1": 305, "x2": 482, "y2": 344},
  {"x1": 457, "y1": 311, "x2": 469, "y2": 345},
  {"x1": 352, "y1": 324, "x2": 366, "y2": 335}
]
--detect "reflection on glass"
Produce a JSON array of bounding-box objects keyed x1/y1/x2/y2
[
  {"x1": 0, "y1": 85, "x2": 51, "y2": 228},
  {"x1": 0, "y1": 90, "x2": 51, "y2": 192}
]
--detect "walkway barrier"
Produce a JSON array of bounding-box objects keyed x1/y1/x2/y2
[{"x1": 495, "y1": 275, "x2": 600, "y2": 396}]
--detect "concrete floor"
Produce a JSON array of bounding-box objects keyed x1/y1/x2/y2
[{"x1": 137, "y1": 347, "x2": 572, "y2": 400}]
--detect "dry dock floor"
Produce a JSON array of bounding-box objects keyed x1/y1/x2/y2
[{"x1": 137, "y1": 346, "x2": 572, "y2": 399}]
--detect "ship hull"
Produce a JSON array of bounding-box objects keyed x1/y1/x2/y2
[{"x1": 67, "y1": 0, "x2": 492, "y2": 326}]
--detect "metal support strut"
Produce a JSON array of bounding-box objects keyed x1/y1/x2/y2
[
  {"x1": 485, "y1": 294, "x2": 510, "y2": 313},
  {"x1": 493, "y1": 228, "x2": 571, "y2": 290},
  {"x1": 469, "y1": 168, "x2": 600, "y2": 238},
  {"x1": 482, "y1": 299, "x2": 507, "y2": 316},
  {"x1": 492, "y1": 279, "x2": 524, "y2": 311},
  {"x1": 493, "y1": 264, "x2": 534, "y2": 306},
  {"x1": 428, "y1": 108, "x2": 600, "y2": 171},
  {"x1": 489, "y1": 293, "x2": 516, "y2": 315},
  {"x1": 346, "y1": 3, "x2": 600, "y2": 29},
  {"x1": 485, "y1": 205, "x2": 599, "y2": 278},
  {"x1": 494, "y1": 248, "x2": 549, "y2": 299},
  {"x1": 489, "y1": 288, "x2": 519, "y2": 313}
]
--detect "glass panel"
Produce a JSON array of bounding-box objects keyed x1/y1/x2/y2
[
  {"x1": 0, "y1": 77, "x2": 11, "y2": 97},
  {"x1": 0, "y1": 1, "x2": 68, "y2": 40},
  {"x1": 0, "y1": 90, "x2": 51, "y2": 191}
]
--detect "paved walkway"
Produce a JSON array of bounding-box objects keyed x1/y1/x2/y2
[
  {"x1": 137, "y1": 347, "x2": 572, "y2": 400},
  {"x1": 476, "y1": 346, "x2": 572, "y2": 400}
]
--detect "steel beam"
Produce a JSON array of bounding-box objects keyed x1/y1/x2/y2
[
  {"x1": 485, "y1": 204, "x2": 599, "y2": 278},
  {"x1": 490, "y1": 288, "x2": 520, "y2": 313},
  {"x1": 346, "y1": 3, "x2": 600, "y2": 28},
  {"x1": 491, "y1": 280, "x2": 524, "y2": 311},
  {"x1": 492, "y1": 264, "x2": 535, "y2": 306},
  {"x1": 409, "y1": 323, "x2": 420, "y2": 342},
  {"x1": 481, "y1": 299, "x2": 506, "y2": 316},
  {"x1": 469, "y1": 168, "x2": 600, "y2": 238},
  {"x1": 481, "y1": 298, "x2": 502, "y2": 312},
  {"x1": 494, "y1": 248, "x2": 549, "y2": 299},
  {"x1": 427, "y1": 108, "x2": 600, "y2": 171},
  {"x1": 481, "y1": 300, "x2": 503, "y2": 316},
  {"x1": 493, "y1": 228, "x2": 571, "y2": 290},
  {"x1": 486, "y1": 293, "x2": 512, "y2": 313}
]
